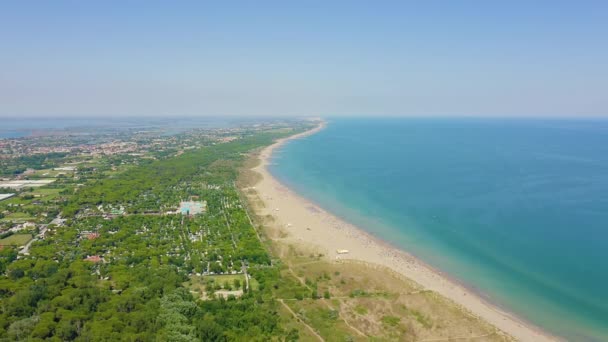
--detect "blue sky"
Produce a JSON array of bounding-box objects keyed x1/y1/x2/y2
[{"x1": 1, "y1": 1, "x2": 607, "y2": 117}]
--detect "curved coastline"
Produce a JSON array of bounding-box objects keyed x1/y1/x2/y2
[{"x1": 253, "y1": 120, "x2": 557, "y2": 342}]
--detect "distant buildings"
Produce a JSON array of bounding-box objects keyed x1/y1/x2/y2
[
  {"x1": 87, "y1": 232, "x2": 100, "y2": 240},
  {"x1": 96, "y1": 204, "x2": 125, "y2": 216},
  {"x1": 84, "y1": 255, "x2": 104, "y2": 263}
]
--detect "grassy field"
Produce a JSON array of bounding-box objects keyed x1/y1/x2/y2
[
  {"x1": 185, "y1": 274, "x2": 259, "y2": 298},
  {"x1": 0, "y1": 186, "x2": 68, "y2": 221},
  {"x1": 0, "y1": 212, "x2": 35, "y2": 223},
  {"x1": 32, "y1": 188, "x2": 63, "y2": 198},
  {"x1": 104, "y1": 164, "x2": 136, "y2": 177},
  {"x1": 0, "y1": 187, "x2": 64, "y2": 205},
  {"x1": 268, "y1": 246, "x2": 513, "y2": 342},
  {"x1": 31, "y1": 169, "x2": 72, "y2": 178},
  {"x1": 0, "y1": 234, "x2": 33, "y2": 246},
  {"x1": 0, "y1": 197, "x2": 29, "y2": 206}
]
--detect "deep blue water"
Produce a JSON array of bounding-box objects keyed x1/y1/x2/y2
[{"x1": 270, "y1": 118, "x2": 608, "y2": 341}]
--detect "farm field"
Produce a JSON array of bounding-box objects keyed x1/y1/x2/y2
[{"x1": 0, "y1": 234, "x2": 33, "y2": 246}]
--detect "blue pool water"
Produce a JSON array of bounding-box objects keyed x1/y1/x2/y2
[{"x1": 270, "y1": 118, "x2": 608, "y2": 341}]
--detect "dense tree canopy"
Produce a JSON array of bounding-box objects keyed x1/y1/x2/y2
[{"x1": 0, "y1": 127, "x2": 317, "y2": 341}]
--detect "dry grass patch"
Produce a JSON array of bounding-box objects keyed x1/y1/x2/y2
[{"x1": 285, "y1": 299, "x2": 365, "y2": 342}]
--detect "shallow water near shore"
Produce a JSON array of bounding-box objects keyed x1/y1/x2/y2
[{"x1": 270, "y1": 118, "x2": 608, "y2": 341}]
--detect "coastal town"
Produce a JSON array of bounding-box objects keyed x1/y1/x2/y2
[
  {"x1": 0, "y1": 120, "x2": 300, "y2": 252},
  {"x1": 0, "y1": 120, "x2": 320, "y2": 339}
]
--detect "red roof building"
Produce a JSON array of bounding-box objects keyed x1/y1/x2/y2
[
  {"x1": 87, "y1": 233, "x2": 100, "y2": 240},
  {"x1": 84, "y1": 255, "x2": 103, "y2": 263}
]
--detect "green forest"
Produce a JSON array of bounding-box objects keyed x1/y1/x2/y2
[{"x1": 0, "y1": 128, "x2": 316, "y2": 341}]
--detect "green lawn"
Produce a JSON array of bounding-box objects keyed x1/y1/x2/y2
[
  {"x1": 0, "y1": 234, "x2": 33, "y2": 246},
  {"x1": 203, "y1": 274, "x2": 244, "y2": 289},
  {"x1": 0, "y1": 188, "x2": 66, "y2": 216},
  {"x1": 31, "y1": 169, "x2": 65, "y2": 178},
  {"x1": 32, "y1": 188, "x2": 63, "y2": 200},
  {"x1": 103, "y1": 164, "x2": 136, "y2": 177},
  {"x1": 0, "y1": 212, "x2": 34, "y2": 222},
  {"x1": 188, "y1": 274, "x2": 258, "y2": 291},
  {"x1": 0, "y1": 197, "x2": 29, "y2": 206}
]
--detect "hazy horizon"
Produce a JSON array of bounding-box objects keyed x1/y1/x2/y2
[
  {"x1": 2, "y1": 1, "x2": 607, "y2": 118},
  {"x1": 3, "y1": 114, "x2": 608, "y2": 120}
]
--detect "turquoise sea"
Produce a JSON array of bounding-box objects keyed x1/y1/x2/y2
[{"x1": 270, "y1": 118, "x2": 608, "y2": 341}]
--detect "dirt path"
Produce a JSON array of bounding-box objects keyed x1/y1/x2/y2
[
  {"x1": 278, "y1": 299, "x2": 325, "y2": 342},
  {"x1": 321, "y1": 299, "x2": 367, "y2": 338},
  {"x1": 284, "y1": 261, "x2": 367, "y2": 338}
]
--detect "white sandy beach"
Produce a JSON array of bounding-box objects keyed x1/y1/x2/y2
[{"x1": 251, "y1": 121, "x2": 556, "y2": 342}]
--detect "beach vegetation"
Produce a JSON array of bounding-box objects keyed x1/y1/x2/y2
[
  {"x1": 354, "y1": 305, "x2": 368, "y2": 315},
  {"x1": 406, "y1": 307, "x2": 433, "y2": 328},
  {"x1": 381, "y1": 315, "x2": 401, "y2": 327},
  {"x1": 349, "y1": 289, "x2": 369, "y2": 297}
]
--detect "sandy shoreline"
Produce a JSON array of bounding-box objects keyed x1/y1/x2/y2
[{"x1": 252, "y1": 121, "x2": 557, "y2": 342}]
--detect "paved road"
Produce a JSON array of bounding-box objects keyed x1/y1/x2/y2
[{"x1": 19, "y1": 215, "x2": 61, "y2": 255}]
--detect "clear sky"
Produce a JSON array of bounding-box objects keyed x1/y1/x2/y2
[{"x1": 1, "y1": 1, "x2": 607, "y2": 117}]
